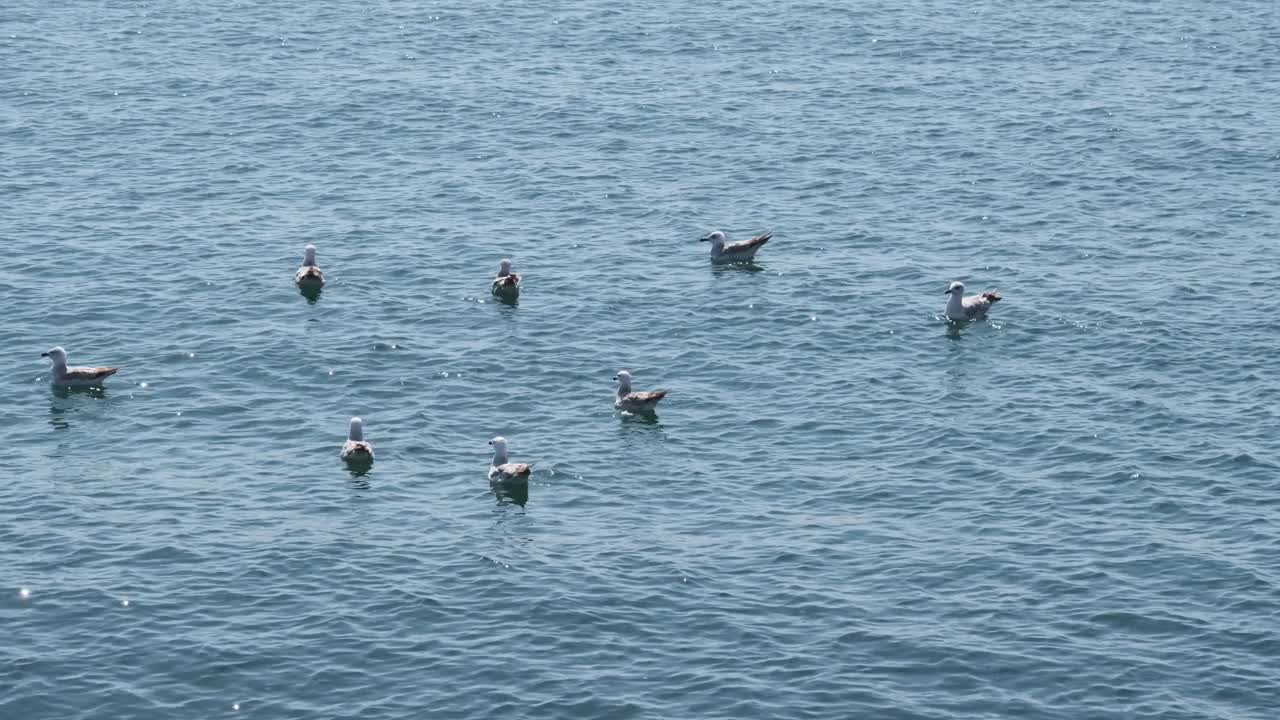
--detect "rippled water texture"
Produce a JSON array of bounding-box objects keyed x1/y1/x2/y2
[{"x1": 3, "y1": 1, "x2": 1279, "y2": 718}]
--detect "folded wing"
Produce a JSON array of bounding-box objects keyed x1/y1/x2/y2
[
  {"x1": 63, "y1": 366, "x2": 119, "y2": 383},
  {"x1": 492, "y1": 462, "x2": 532, "y2": 479},
  {"x1": 341, "y1": 441, "x2": 374, "y2": 460},
  {"x1": 725, "y1": 232, "x2": 771, "y2": 253},
  {"x1": 295, "y1": 266, "x2": 324, "y2": 284},
  {"x1": 619, "y1": 389, "x2": 668, "y2": 412},
  {"x1": 961, "y1": 290, "x2": 1001, "y2": 318}
]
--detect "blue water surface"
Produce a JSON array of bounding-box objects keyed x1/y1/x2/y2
[{"x1": 2, "y1": 1, "x2": 1278, "y2": 718}]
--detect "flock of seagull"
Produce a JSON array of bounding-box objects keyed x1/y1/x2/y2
[{"x1": 41, "y1": 230, "x2": 1002, "y2": 485}]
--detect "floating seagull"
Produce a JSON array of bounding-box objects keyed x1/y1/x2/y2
[
  {"x1": 943, "y1": 281, "x2": 1002, "y2": 321},
  {"x1": 701, "y1": 230, "x2": 772, "y2": 263},
  {"x1": 488, "y1": 436, "x2": 531, "y2": 482},
  {"x1": 614, "y1": 370, "x2": 668, "y2": 414},
  {"x1": 340, "y1": 417, "x2": 374, "y2": 462},
  {"x1": 491, "y1": 258, "x2": 520, "y2": 296},
  {"x1": 294, "y1": 244, "x2": 325, "y2": 287},
  {"x1": 41, "y1": 346, "x2": 119, "y2": 386}
]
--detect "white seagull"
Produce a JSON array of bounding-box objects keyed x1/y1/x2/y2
[
  {"x1": 488, "y1": 436, "x2": 532, "y2": 482},
  {"x1": 42, "y1": 346, "x2": 119, "y2": 386},
  {"x1": 614, "y1": 370, "x2": 668, "y2": 414},
  {"x1": 701, "y1": 230, "x2": 772, "y2": 263},
  {"x1": 943, "y1": 281, "x2": 1002, "y2": 321},
  {"x1": 340, "y1": 417, "x2": 374, "y2": 462},
  {"x1": 491, "y1": 258, "x2": 521, "y2": 296},
  {"x1": 294, "y1": 244, "x2": 325, "y2": 287}
]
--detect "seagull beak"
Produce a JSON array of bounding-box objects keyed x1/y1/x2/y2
[
  {"x1": 943, "y1": 288, "x2": 952, "y2": 295},
  {"x1": 699, "y1": 235, "x2": 711, "y2": 242},
  {"x1": 40, "y1": 352, "x2": 48, "y2": 357}
]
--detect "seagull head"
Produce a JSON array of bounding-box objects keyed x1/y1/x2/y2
[
  {"x1": 41, "y1": 346, "x2": 67, "y2": 363},
  {"x1": 304, "y1": 244, "x2": 317, "y2": 264},
  {"x1": 944, "y1": 281, "x2": 965, "y2": 296},
  {"x1": 613, "y1": 370, "x2": 632, "y2": 390},
  {"x1": 498, "y1": 258, "x2": 512, "y2": 274},
  {"x1": 489, "y1": 436, "x2": 509, "y2": 452},
  {"x1": 348, "y1": 416, "x2": 364, "y2": 441},
  {"x1": 700, "y1": 230, "x2": 726, "y2": 244}
]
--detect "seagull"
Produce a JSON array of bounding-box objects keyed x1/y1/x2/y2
[
  {"x1": 701, "y1": 230, "x2": 772, "y2": 263},
  {"x1": 488, "y1": 436, "x2": 531, "y2": 482},
  {"x1": 491, "y1": 259, "x2": 520, "y2": 296},
  {"x1": 340, "y1": 417, "x2": 374, "y2": 462},
  {"x1": 614, "y1": 370, "x2": 668, "y2": 414},
  {"x1": 41, "y1": 346, "x2": 119, "y2": 386},
  {"x1": 294, "y1": 244, "x2": 325, "y2": 287},
  {"x1": 943, "y1": 281, "x2": 1002, "y2": 321}
]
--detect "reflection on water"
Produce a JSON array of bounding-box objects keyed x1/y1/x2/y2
[
  {"x1": 710, "y1": 261, "x2": 765, "y2": 275},
  {"x1": 492, "y1": 290, "x2": 519, "y2": 309},
  {"x1": 942, "y1": 316, "x2": 1004, "y2": 343},
  {"x1": 491, "y1": 477, "x2": 528, "y2": 507},
  {"x1": 51, "y1": 385, "x2": 110, "y2": 399},
  {"x1": 618, "y1": 409, "x2": 664, "y2": 429},
  {"x1": 489, "y1": 499, "x2": 534, "y2": 551},
  {"x1": 344, "y1": 459, "x2": 373, "y2": 479},
  {"x1": 298, "y1": 284, "x2": 323, "y2": 304},
  {"x1": 48, "y1": 385, "x2": 109, "y2": 430},
  {"x1": 48, "y1": 403, "x2": 73, "y2": 431},
  {"x1": 616, "y1": 413, "x2": 668, "y2": 451}
]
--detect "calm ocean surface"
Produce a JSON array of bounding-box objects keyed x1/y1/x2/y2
[{"x1": 3, "y1": 1, "x2": 1279, "y2": 718}]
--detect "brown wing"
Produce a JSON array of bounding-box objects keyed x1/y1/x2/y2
[
  {"x1": 725, "y1": 232, "x2": 771, "y2": 253},
  {"x1": 962, "y1": 293, "x2": 996, "y2": 312},
  {"x1": 64, "y1": 367, "x2": 119, "y2": 382},
  {"x1": 498, "y1": 463, "x2": 532, "y2": 478},
  {"x1": 341, "y1": 441, "x2": 374, "y2": 460},
  {"x1": 494, "y1": 273, "x2": 520, "y2": 287},
  {"x1": 631, "y1": 390, "x2": 668, "y2": 403},
  {"x1": 982, "y1": 290, "x2": 1002, "y2": 303}
]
